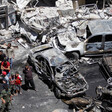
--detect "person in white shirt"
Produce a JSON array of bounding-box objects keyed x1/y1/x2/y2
[{"x1": 6, "y1": 43, "x2": 15, "y2": 69}]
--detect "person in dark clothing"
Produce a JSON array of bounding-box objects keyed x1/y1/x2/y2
[
  {"x1": 0, "y1": 50, "x2": 6, "y2": 74},
  {"x1": 0, "y1": 80, "x2": 12, "y2": 112},
  {"x1": 23, "y1": 64, "x2": 36, "y2": 91}
]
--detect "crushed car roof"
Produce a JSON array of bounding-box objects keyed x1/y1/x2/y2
[{"x1": 88, "y1": 20, "x2": 112, "y2": 35}]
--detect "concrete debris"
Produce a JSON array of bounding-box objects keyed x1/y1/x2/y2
[
  {"x1": 21, "y1": 7, "x2": 59, "y2": 33},
  {"x1": 79, "y1": 57, "x2": 100, "y2": 65},
  {"x1": 52, "y1": 27, "x2": 81, "y2": 52},
  {"x1": 0, "y1": 4, "x2": 16, "y2": 30},
  {"x1": 17, "y1": 38, "x2": 29, "y2": 49},
  {"x1": 9, "y1": 22, "x2": 38, "y2": 45},
  {"x1": 56, "y1": 0, "x2": 73, "y2": 10}
]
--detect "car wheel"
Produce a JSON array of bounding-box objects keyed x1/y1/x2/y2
[
  {"x1": 54, "y1": 87, "x2": 61, "y2": 99},
  {"x1": 70, "y1": 52, "x2": 79, "y2": 61}
]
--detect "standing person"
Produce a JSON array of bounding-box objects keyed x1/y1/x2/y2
[
  {"x1": 15, "y1": 72, "x2": 22, "y2": 95},
  {"x1": 0, "y1": 50, "x2": 6, "y2": 74},
  {"x1": 1, "y1": 59, "x2": 10, "y2": 78},
  {"x1": 23, "y1": 64, "x2": 36, "y2": 91},
  {"x1": 9, "y1": 73, "x2": 15, "y2": 95},
  {"x1": 6, "y1": 43, "x2": 15, "y2": 69},
  {"x1": 0, "y1": 82, "x2": 12, "y2": 112},
  {"x1": 2, "y1": 71, "x2": 9, "y2": 85}
]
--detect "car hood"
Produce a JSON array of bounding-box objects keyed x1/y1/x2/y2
[{"x1": 55, "y1": 63, "x2": 88, "y2": 96}]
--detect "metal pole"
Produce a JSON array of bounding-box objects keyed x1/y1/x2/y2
[
  {"x1": 103, "y1": 0, "x2": 106, "y2": 10},
  {"x1": 5, "y1": 5, "x2": 8, "y2": 30}
]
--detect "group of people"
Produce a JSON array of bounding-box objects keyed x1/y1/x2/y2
[
  {"x1": 0, "y1": 43, "x2": 15, "y2": 112},
  {"x1": 0, "y1": 43, "x2": 36, "y2": 112}
]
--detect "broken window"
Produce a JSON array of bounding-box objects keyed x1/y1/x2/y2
[
  {"x1": 35, "y1": 56, "x2": 52, "y2": 77},
  {"x1": 86, "y1": 35, "x2": 102, "y2": 51},
  {"x1": 88, "y1": 35, "x2": 102, "y2": 43},
  {"x1": 104, "y1": 34, "x2": 112, "y2": 50}
]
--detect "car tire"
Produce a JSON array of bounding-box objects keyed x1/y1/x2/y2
[
  {"x1": 54, "y1": 87, "x2": 61, "y2": 99},
  {"x1": 70, "y1": 52, "x2": 79, "y2": 61}
]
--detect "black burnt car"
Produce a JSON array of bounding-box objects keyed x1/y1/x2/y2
[
  {"x1": 99, "y1": 54, "x2": 112, "y2": 80},
  {"x1": 28, "y1": 44, "x2": 88, "y2": 98}
]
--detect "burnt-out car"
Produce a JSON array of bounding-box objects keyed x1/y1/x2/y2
[
  {"x1": 28, "y1": 44, "x2": 88, "y2": 98},
  {"x1": 53, "y1": 20, "x2": 112, "y2": 60},
  {"x1": 99, "y1": 55, "x2": 112, "y2": 80}
]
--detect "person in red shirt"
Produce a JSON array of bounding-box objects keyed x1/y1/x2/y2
[
  {"x1": 15, "y1": 72, "x2": 22, "y2": 95},
  {"x1": 2, "y1": 71, "x2": 9, "y2": 85},
  {"x1": 1, "y1": 59, "x2": 10, "y2": 78}
]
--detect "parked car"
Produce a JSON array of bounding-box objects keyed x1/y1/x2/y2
[
  {"x1": 99, "y1": 54, "x2": 112, "y2": 80},
  {"x1": 52, "y1": 20, "x2": 112, "y2": 60},
  {"x1": 28, "y1": 44, "x2": 88, "y2": 98}
]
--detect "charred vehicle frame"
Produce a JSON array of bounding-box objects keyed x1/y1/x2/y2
[
  {"x1": 28, "y1": 44, "x2": 88, "y2": 98},
  {"x1": 53, "y1": 20, "x2": 112, "y2": 60}
]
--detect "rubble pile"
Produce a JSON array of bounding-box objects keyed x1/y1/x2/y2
[{"x1": 21, "y1": 7, "x2": 59, "y2": 33}]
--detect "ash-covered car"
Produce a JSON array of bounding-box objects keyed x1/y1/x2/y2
[
  {"x1": 53, "y1": 20, "x2": 112, "y2": 60},
  {"x1": 99, "y1": 54, "x2": 112, "y2": 80},
  {"x1": 28, "y1": 44, "x2": 88, "y2": 98}
]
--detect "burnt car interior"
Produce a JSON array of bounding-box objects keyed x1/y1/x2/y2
[
  {"x1": 35, "y1": 56, "x2": 53, "y2": 78},
  {"x1": 55, "y1": 63, "x2": 88, "y2": 96}
]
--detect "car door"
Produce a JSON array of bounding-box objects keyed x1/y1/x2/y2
[
  {"x1": 35, "y1": 56, "x2": 53, "y2": 81},
  {"x1": 104, "y1": 34, "x2": 112, "y2": 53},
  {"x1": 84, "y1": 35, "x2": 104, "y2": 56}
]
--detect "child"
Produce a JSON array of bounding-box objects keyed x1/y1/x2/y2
[
  {"x1": 9, "y1": 73, "x2": 15, "y2": 95},
  {"x1": 15, "y1": 72, "x2": 22, "y2": 95}
]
